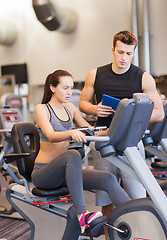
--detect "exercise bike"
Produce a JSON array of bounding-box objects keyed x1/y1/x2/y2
[
  {"x1": 3, "y1": 93, "x2": 167, "y2": 239},
  {"x1": 143, "y1": 100, "x2": 167, "y2": 180},
  {"x1": 94, "y1": 93, "x2": 167, "y2": 239},
  {"x1": 0, "y1": 107, "x2": 24, "y2": 218}
]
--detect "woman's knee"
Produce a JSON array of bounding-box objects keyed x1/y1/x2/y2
[
  {"x1": 101, "y1": 171, "x2": 118, "y2": 188},
  {"x1": 67, "y1": 149, "x2": 82, "y2": 164}
]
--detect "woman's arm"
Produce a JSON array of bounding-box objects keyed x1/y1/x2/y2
[
  {"x1": 65, "y1": 102, "x2": 109, "y2": 137},
  {"x1": 65, "y1": 102, "x2": 91, "y2": 128},
  {"x1": 35, "y1": 104, "x2": 87, "y2": 143}
]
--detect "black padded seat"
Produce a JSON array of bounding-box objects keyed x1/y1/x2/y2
[
  {"x1": 10, "y1": 122, "x2": 69, "y2": 198},
  {"x1": 151, "y1": 160, "x2": 167, "y2": 169},
  {"x1": 32, "y1": 186, "x2": 69, "y2": 197}
]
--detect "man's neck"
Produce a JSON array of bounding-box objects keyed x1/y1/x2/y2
[{"x1": 112, "y1": 62, "x2": 131, "y2": 74}]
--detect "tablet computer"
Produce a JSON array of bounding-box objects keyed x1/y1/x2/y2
[{"x1": 102, "y1": 94, "x2": 120, "y2": 119}]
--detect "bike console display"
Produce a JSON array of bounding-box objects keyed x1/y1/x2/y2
[{"x1": 0, "y1": 108, "x2": 23, "y2": 130}]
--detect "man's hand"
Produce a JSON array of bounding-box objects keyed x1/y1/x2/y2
[{"x1": 97, "y1": 102, "x2": 115, "y2": 117}]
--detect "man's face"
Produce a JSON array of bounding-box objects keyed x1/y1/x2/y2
[{"x1": 112, "y1": 40, "x2": 135, "y2": 71}]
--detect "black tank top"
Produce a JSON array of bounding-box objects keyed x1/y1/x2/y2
[{"x1": 94, "y1": 63, "x2": 144, "y2": 127}]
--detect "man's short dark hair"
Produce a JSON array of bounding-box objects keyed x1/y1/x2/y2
[{"x1": 113, "y1": 30, "x2": 138, "y2": 49}]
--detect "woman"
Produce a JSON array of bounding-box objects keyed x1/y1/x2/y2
[{"x1": 31, "y1": 70, "x2": 130, "y2": 234}]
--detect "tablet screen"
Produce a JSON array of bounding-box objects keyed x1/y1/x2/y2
[{"x1": 102, "y1": 94, "x2": 120, "y2": 119}]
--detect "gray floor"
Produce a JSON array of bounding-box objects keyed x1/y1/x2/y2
[{"x1": 0, "y1": 216, "x2": 31, "y2": 240}]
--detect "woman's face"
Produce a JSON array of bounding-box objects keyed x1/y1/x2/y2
[{"x1": 51, "y1": 76, "x2": 74, "y2": 103}]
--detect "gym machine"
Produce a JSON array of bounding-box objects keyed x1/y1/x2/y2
[
  {"x1": 94, "y1": 93, "x2": 167, "y2": 239},
  {"x1": 3, "y1": 93, "x2": 167, "y2": 239},
  {"x1": 0, "y1": 107, "x2": 24, "y2": 218},
  {"x1": 143, "y1": 101, "x2": 167, "y2": 179},
  {"x1": 0, "y1": 93, "x2": 28, "y2": 122}
]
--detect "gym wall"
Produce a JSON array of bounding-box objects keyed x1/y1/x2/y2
[
  {"x1": 0, "y1": 0, "x2": 167, "y2": 85},
  {"x1": 0, "y1": 0, "x2": 131, "y2": 85}
]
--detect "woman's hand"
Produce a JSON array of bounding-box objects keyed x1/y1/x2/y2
[{"x1": 69, "y1": 130, "x2": 87, "y2": 143}]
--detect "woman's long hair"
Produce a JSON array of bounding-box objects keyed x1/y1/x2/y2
[{"x1": 41, "y1": 70, "x2": 72, "y2": 104}]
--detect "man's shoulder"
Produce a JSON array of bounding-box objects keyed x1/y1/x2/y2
[
  {"x1": 97, "y1": 63, "x2": 111, "y2": 72},
  {"x1": 130, "y1": 63, "x2": 144, "y2": 71},
  {"x1": 130, "y1": 64, "x2": 145, "y2": 75}
]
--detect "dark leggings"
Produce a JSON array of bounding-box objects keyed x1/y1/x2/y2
[{"x1": 31, "y1": 150, "x2": 130, "y2": 215}]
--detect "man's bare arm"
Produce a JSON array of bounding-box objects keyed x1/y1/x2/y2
[
  {"x1": 142, "y1": 72, "x2": 164, "y2": 122},
  {"x1": 79, "y1": 69, "x2": 114, "y2": 117},
  {"x1": 79, "y1": 69, "x2": 98, "y2": 115}
]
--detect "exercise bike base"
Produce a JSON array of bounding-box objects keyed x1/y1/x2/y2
[
  {"x1": 6, "y1": 184, "x2": 73, "y2": 240},
  {"x1": 108, "y1": 198, "x2": 167, "y2": 240}
]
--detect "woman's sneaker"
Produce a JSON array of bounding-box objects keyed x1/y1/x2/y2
[{"x1": 79, "y1": 210, "x2": 103, "y2": 233}]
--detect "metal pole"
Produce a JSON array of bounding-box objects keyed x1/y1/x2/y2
[
  {"x1": 132, "y1": 0, "x2": 139, "y2": 66},
  {"x1": 143, "y1": 0, "x2": 150, "y2": 73},
  {"x1": 124, "y1": 147, "x2": 167, "y2": 222}
]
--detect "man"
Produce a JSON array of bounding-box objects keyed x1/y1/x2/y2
[{"x1": 79, "y1": 30, "x2": 164, "y2": 239}]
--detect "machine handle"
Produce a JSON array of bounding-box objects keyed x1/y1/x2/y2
[
  {"x1": 0, "y1": 129, "x2": 11, "y2": 133},
  {"x1": 76, "y1": 126, "x2": 107, "y2": 132},
  {"x1": 4, "y1": 153, "x2": 31, "y2": 163},
  {"x1": 85, "y1": 136, "x2": 110, "y2": 142}
]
